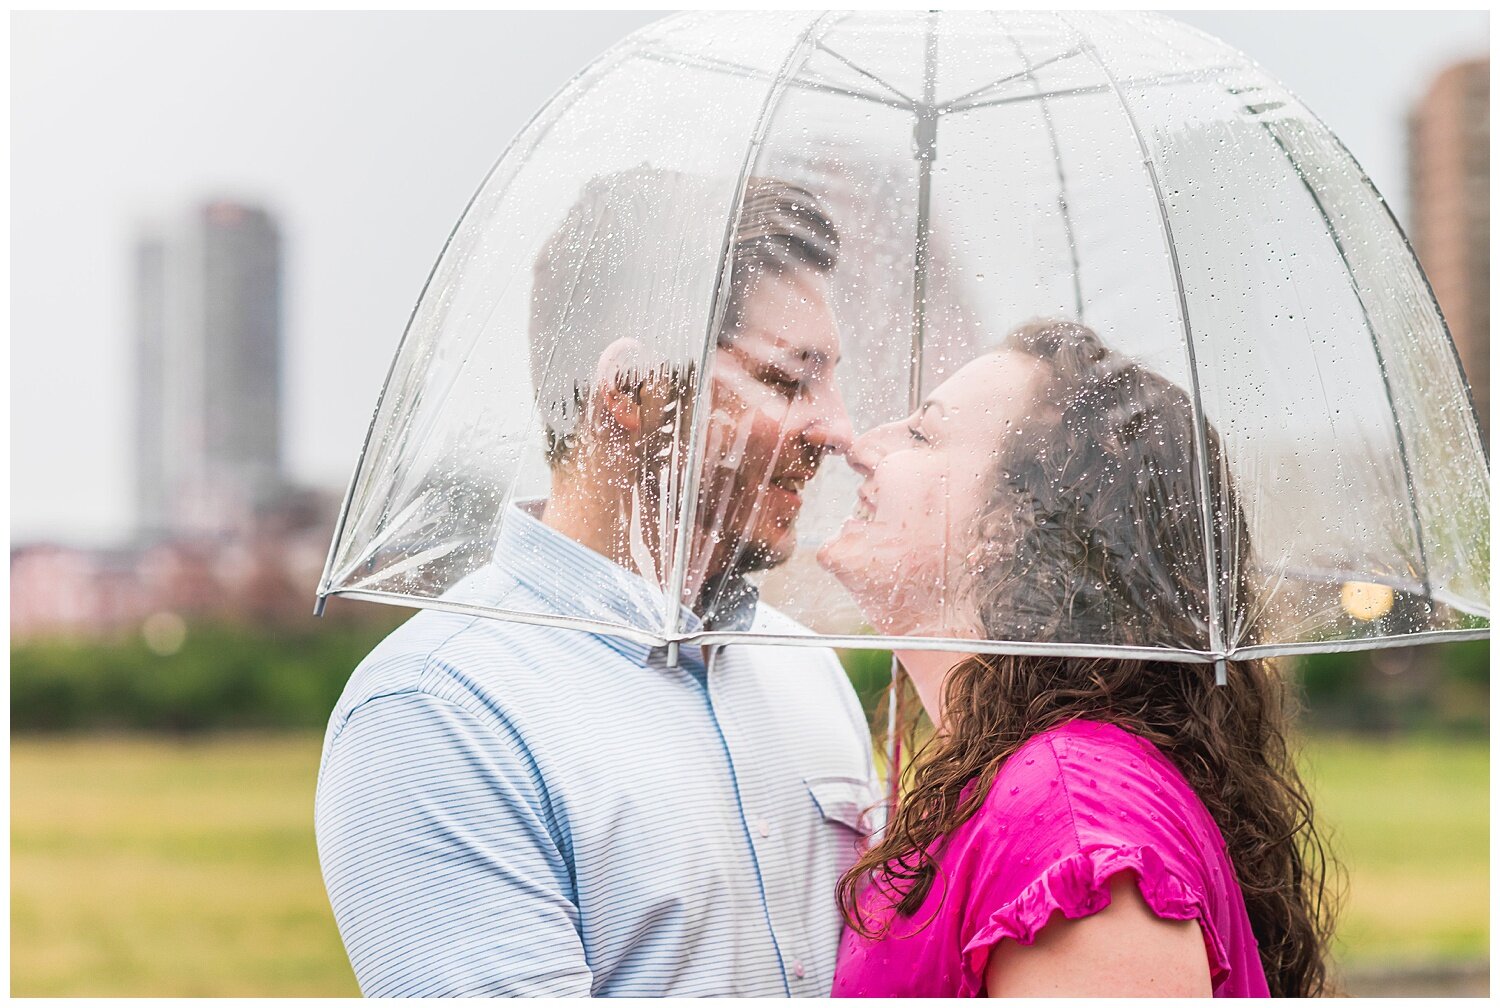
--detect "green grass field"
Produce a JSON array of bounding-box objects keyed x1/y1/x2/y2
[
  {"x1": 11, "y1": 735, "x2": 358, "y2": 996},
  {"x1": 10, "y1": 732, "x2": 1487, "y2": 996},
  {"x1": 1301, "y1": 736, "x2": 1490, "y2": 967}
]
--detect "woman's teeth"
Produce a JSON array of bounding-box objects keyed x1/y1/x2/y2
[{"x1": 854, "y1": 498, "x2": 875, "y2": 521}]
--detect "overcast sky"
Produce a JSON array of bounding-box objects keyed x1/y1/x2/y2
[{"x1": 11, "y1": 11, "x2": 1488, "y2": 545}]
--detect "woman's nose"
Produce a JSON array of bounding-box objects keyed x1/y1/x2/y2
[{"x1": 846, "y1": 422, "x2": 897, "y2": 478}]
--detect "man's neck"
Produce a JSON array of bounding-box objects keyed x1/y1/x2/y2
[
  {"x1": 539, "y1": 480, "x2": 629, "y2": 568},
  {"x1": 540, "y1": 463, "x2": 749, "y2": 622},
  {"x1": 540, "y1": 466, "x2": 689, "y2": 600}
]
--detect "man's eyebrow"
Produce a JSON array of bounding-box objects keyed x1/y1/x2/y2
[
  {"x1": 729, "y1": 329, "x2": 838, "y2": 373},
  {"x1": 745, "y1": 341, "x2": 826, "y2": 372}
]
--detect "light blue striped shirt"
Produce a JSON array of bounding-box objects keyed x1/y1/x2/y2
[{"x1": 315, "y1": 503, "x2": 879, "y2": 997}]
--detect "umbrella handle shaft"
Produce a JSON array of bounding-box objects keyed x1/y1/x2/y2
[{"x1": 884, "y1": 656, "x2": 903, "y2": 811}]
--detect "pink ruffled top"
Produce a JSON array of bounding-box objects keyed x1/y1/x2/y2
[{"x1": 832, "y1": 720, "x2": 1268, "y2": 997}]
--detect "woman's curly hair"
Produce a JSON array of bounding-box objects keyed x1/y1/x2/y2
[{"x1": 837, "y1": 319, "x2": 1337, "y2": 997}]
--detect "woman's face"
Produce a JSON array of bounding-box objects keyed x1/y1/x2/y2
[{"x1": 817, "y1": 349, "x2": 1054, "y2": 636}]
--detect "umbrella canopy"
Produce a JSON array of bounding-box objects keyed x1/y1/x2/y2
[{"x1": 318, "y1": 11, "x2": 1489, "y2": 670}]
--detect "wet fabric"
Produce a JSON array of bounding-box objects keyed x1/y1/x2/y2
[{"x1": 832, "y1": 720, "x2": 1267, "y2": 997}]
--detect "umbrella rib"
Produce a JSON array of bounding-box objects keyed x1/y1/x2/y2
[
  {"x1": 944, "y1": 67, "x2": 1231, "y2": 116},
  {"x1": 791, "y1": 75, "x2": 914, "y2": 112},
  {"x1": 321, "y1": 587, "x2": 1489, "y2": 662},
  {"x1": 941, "y1": 45, "x2": 1085, "y2": 111},
  {"x1": 317, "y1": 36, "x2": 631, "y2": 610},
  {"x1": 1249, "y1": 115, "x2": 1435, "y2": 603},
  {"x1": 328, "y1": 588, "x2": 674, "y2": 648},
  {"x1": 885, "y1": 10, "x2": 943, "y2": 814},
  {"x1": 908, "y1": 15, "x2": 939, "y2": 407},
  {"x1": 1062, "y1": 16, "x2": 1229, "y2": 676},
  {"x1": 990, "y1": 11, "x2": 1085, "y2": 320},
  {"x1": 1228, "y1": 627, "x2": 1490, "y2": 661},
  {"x1": 1167, "y1": 20, "x2": 1489, "y2": 470},
  {"x1": 1267, "y1": 561, "x2": 1487, "y2": 616},
  {"x1": 659, "y1": 12, "x2": 844, "y2": 663},
  {"x1": 340, "y1": 539, "x2": 468, "y2": 595},
  {"x1": 813, "y1": 39, "x2": 918, "y2": 107},
  {"x1": 677, "y1": 632, "x2": 1223, "y2": 663},
  {"x1": 634, "y1": 45, "x2": 912, "y2": 111}
]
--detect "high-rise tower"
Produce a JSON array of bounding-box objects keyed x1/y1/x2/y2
[
  {"x1": 135, "y1": 201, "x2": 283, "y2": 538},
  {"x1": 1408, "y1": 57, "x2": 1489, "y2": 446}
]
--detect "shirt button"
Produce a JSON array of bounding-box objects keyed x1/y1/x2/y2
[
  {"x1": 757, "y1": 818, "x2": 770, "y2": 838},
  {"x1": 793, "y1": 961, "x2": 806, "y2": 979}
]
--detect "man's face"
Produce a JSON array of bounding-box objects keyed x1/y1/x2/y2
[{"x1": 689, "y1": 269, "x2": 853, "y2": 593}]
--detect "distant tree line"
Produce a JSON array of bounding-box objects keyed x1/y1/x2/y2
[
  {"x1": 838, "y1": 642, "x2": 1489, "y2": 740},
  {"x1": 9, "y1": 614, "x2": 1489, "y2": 736},
  {"x1": 11, "y1": 609, "x2": 409, "y2": 733}
]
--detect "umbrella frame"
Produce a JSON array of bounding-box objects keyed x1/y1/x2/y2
[{"x1": 315, "y1": 12, "x2": 1491, "y2": 790}]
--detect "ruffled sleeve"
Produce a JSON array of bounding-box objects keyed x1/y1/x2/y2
[{"x1": 957, "y1": 841, "x2": 1233, "y2": 997}]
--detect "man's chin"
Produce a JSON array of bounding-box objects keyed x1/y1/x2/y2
[{"x1": 734, "y1": 533, "x2": 792, "y2": 575}]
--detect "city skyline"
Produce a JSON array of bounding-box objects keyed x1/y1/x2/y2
[{"x1": 12, "y1": 11, "x2": 1490, "y2": 545}]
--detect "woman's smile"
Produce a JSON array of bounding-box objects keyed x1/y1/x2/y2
[{"x1": 817, "y1": 349, "x2": 1054, "y2": 636}]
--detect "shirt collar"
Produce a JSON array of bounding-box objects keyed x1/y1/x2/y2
[{"x1": 492, "y1": 500, "x2": 705, "y2": 666}]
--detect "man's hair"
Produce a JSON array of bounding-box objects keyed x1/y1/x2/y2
[
  {"x1": 721, "y1": 177, "x2": 840, "y2": 335},
  {"x1": 529, "y1": 170, "x2": 838, "y2": 464}
]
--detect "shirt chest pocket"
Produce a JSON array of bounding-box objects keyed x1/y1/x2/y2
[{"x1": 805, "y1": 774, "x2": 883, "y2": 836}]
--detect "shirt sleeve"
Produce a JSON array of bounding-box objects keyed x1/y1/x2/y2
[
  {"x1": 952, "y1": 734, "x2": 1231, "y2": 996},
  {"x1": 315, "y1": 689, "x2": 592, "y2": 997}
]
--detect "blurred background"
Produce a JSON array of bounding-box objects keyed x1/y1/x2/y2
[{"x1": 10, "y1": 10, "x2": 1488, "y2": 996}]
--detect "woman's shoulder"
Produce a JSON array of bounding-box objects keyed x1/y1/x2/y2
[
  {"x1": 995, "y1": 719, "x2": 1173, "y2": 788},
  {"x1": 958, "y1": 720, "x2": 1242, "y2": 993},
  {"x1": 981, "y1": 720, "x2": 1207, "y2": 843}
]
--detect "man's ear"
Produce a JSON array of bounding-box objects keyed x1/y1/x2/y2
[
  {"x1": 592, "y1": 337, "x2": 645, "y2": 433},
  {"x1": 637, "y1": 369, "x2": 690, "y2": 450}
]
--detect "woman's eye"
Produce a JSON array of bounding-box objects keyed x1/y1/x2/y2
[{"x1": 907, "y1": 425, "x2": 929, "y2": 444}]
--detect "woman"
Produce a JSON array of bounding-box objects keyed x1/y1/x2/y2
[{"x1": 817, "y1": 319, "x2": 1334, "y2": 997}]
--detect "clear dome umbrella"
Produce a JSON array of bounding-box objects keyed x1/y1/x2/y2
[{"x1": 317, "y1": 12, "x2": 1489, "y2": 753}]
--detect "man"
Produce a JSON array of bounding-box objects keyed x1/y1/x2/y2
[{"x1": 315, "y1": 169, "x2": 878, "y2": 997}]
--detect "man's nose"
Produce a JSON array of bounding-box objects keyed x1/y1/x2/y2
[{"x1": 803, "y1": 380, "x2": 854, "y2": 457}]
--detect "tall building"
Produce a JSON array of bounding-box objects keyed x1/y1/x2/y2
[
  {"x1": 134, "y1": 234, "x2": 170, "y2": 536},
  {"x1": 135, "y1": 201, "x2": 283, "y2": 538},
  {"x1": 1408, "y1": 57, "x2": 1489, "y2": 445}
]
